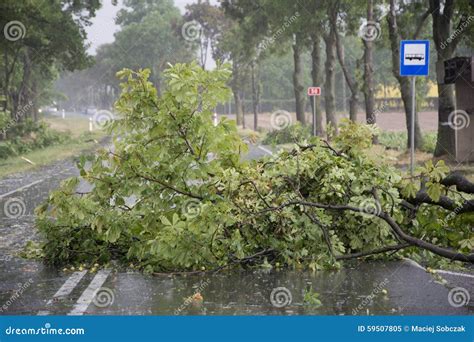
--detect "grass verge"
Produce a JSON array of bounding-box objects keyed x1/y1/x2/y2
[
  {"x1": 0, "y1": 114, "x2": 107, "y2": 178},
  {"x1": 0, "y1": 132, "x2": 105, "y2": 178}
]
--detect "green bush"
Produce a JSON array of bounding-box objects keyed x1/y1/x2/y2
[
  {"x1": 0, "y1": 120, "x2": 69, "y2": 159},
  {"x1": 379, "y1": 131, "x2": 437, "y2": 153},
  {"x1": 0, "y1": 142, "x2": 15, "y2": 159},
  {"x1": 262, "y1": 122, "x2": 311, "y2": 145}
]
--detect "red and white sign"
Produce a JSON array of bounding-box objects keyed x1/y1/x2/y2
[{"x1": 307, "y1": 87, "x2": 321, "y2": 96}]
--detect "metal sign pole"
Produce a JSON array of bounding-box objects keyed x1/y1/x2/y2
[
  {"x1": 307, "y1": 87, "x2": 320, "y2": 136},
  {"x1": 400, "y1": 40, "x2": 429, "y2": 176},
  {"x1": 410, "y1": 76, "x2": 416, "y2": 177}
]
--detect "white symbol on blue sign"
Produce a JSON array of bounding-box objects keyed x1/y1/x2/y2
[{"x1": 400, "y1": 40, "x2": 430, "y2": 76}]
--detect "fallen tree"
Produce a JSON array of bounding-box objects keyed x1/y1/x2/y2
[{"x1": 36, "y1": 63, "x2": 474, "y2": 272}]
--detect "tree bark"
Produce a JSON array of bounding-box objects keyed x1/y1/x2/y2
[
  {"x1": 387, "y1": 0, "x2": 424, "y2": 149},
  {"x1": 324, "y1": 18, "x2": 338, "y2": 134},
  {"x1": 17, "y1": 48, "x2": 32, "y2": 121},
  {"x1": 332, "y1": 12, "x2": 360, "y2": 122},
  {"x1": 251, "y1": 60, "x2": 259, "y2": 131},
  {"x1": 430, "y1": 0, "x2": 458, "y2": 158},
  {"x1": 310, "y1": 33, "x2": 324, "y2": 136},
  {"x1": 292, "y1": 32, "x2": 306, "y2": 125},
  {"x1": 231, "y1": 62, "x2": 243, "y2": 126},
  {"x1": 242, "y1": 91, "x2": 246, "y2": 129},
  {"x1": 31, "y1": 79, "x2": 38, "y2": 122},
  {"x1": 363, "y1": 0, "x2": 377, "y2": 143}
]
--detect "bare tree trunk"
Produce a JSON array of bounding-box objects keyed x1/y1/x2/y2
[
  {"x1": 429, "y1": 0, "x2": 461, "y2": 158},
  {"x1": 387, "y1": 0, "x2": 424, "y2": 149},
  {"x1": 17, "y1": 48, "x2": 32, "y2": 121},
  {"x1": 363, "y1": 0, "x2": 377, "y2": 143},
  {"x1": 324, "y1": 20, "x2": 338, "y2": 134},
  {"x1": 311, "y1": 33, "x2": 324, "y2": 136},
  {"x1": 341, "y1": 69, "x2": 347, "y2": 113},
  {"x1": 292, "y1": 32, "x2": 306, "y2": 125},
  {"x1": 434, "y1": 83, "x2": 456, "y2": 156},
  {"x1": 231, "y1": 62, "x2": 243, "y2": 126},
  {"x1": 31, "y1": 79, "x2": 38, "y2": 122},
  {"x1": 242, "y1": 91, "x2": 246, "y2": 129},
  {"x1": 3, "y1": 50, "x2": 9, "y2": 113},
  {"x1": 251, "y1": 60, "x2": 259, "y2": 131},
  {"x1": 332, "y1": 10, "x2": 360, "y2": 123},
  {"x1": 200, "y1": 37, "x2": 208, "y2": 69}
]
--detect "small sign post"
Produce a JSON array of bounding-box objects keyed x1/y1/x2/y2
[
  {"x1": 400, "y1": 40, "x2": 430, "y2": 176},
  {"x1": 307, "y1": 86, "x2": 321, "y2": 136}
]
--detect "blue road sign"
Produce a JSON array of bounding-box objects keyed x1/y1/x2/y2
[{"x1": 400, "y1": 40, "x2": 430, "y2": 76}]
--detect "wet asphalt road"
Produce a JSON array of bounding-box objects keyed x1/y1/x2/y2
[{"x1": 0, "y1": 144, "x2": 473, "y2": 316}]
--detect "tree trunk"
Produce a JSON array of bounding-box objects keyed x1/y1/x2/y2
[
  {"x1": 324, "y1": 25, "x2": 338, "y2": 134},
  {"x1": 363, "y1": 0, "x2": 377, "y2": 143},
  {"x1": 251, "y1": 60, "x2": 259, "y2": 131},
  {"x1": 292, "y1": 32, "x2": 306, "y2": 125},
  {"x1": 332, "y1": 17, "x2": 360, "y2": 123},
  {"x1": 242, "y1": 91, "x2": 246, "y2": 129},
  {"x1": 310, "y1": 33, "x2": 324, "y2": 136},
  {"x1": 434, "y1": 83, "x2": 456, "y2": 157},
  {"x1": 231, "y1": 62, "x2": 243, "y2": 126},
  {"x1": 17, "y1": 48, "x2": 32, "y2": 121},
  {"x1": 387, "y1": 0, "x2": 424, "y2": 149},
  {"x1": 233, "y1": 90, "x2": 243, "y2": 126},
  {"x1": 430, "y1": 0, "x2": 458, "y2": 158},
  {"x1": 3, "y1": 50, "x2": 9, "y2": 113},
  {"x1": 341, "y1": 70, "x2": 347, "y2": 113},
  {"x1": 31, "y1": 79, "x2": 38, "y2": 121}
]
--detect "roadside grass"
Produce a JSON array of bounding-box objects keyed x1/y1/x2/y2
[
  {"x1": 0, "y1": 114, "x2": 107, "y2": 178},
  {"x1": 42, "y1": 114, "x2": 93, "y2": 138},
  {"x1": 378, "y1": 131, "x2": 437, "y2": 154}
]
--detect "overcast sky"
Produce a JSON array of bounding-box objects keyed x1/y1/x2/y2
[{"x1": 85, "y1": 0, "x2": 218, "y2": 54}]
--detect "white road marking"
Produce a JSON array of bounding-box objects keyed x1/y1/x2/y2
[
  {"x1": 435, "y1": 269, "x2": 474, "y2": 279},
  {"x1": 0, "y1": 179, "x2": 44, "y2": 199},
  {"x1": 37, "y1": 270, "x2": 87, "y2": 316},
  {"x1": 257, "y1": 145, "x2": 274, "y2": 156},
  {"x1": 403, "y1": 258, "x2": 474, "y2": 279},
  {"x1": 68, "y1": 269, "x2": 111, "y2": 316},
  {"x1": 402, "y1": 258, "x2": 425, "y2": 271}
]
